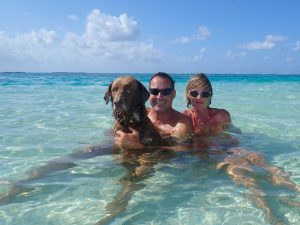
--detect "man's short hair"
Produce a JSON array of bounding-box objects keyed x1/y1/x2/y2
[{"x1": 149, "y1": 72, "x2": 175, "y2": 89}]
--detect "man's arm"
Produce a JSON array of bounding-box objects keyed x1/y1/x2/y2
[
  {"x1": 172, "y1": 116, "x2": 194, "y2": 141},
  {"x1": 115, "y1": 128, "x2": 145, "y2": 149}
]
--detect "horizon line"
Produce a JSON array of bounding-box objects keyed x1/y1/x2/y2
[{"x1": 1, "y1": 71, "x2": 300, "y2": 75}]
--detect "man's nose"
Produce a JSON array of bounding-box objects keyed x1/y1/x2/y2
[{"x1": 156, "y1": 92, "x2": 163, "y2": 98}]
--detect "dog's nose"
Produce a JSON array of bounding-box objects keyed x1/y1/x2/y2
[
  {"x1": 113, "y1": 99, "x2": 123, "y2": 111},
  {"x1": 113, "y1": 97, "x2": 129, "y2": 112}
]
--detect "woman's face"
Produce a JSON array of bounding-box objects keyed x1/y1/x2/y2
[{"x1": 188, "y1": 84, "x2": 212, "y2": 110}]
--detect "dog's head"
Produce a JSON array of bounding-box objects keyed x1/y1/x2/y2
[
  {"x1": 104, "y1": 76, "x2": 166, "y2": 145},
  {"x1": 104, "y1": 76, "x2": 150, "y2": 116}
]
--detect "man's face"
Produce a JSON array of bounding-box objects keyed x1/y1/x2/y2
[{"x1": 149, "y1": 76, "x2": 175, "y2": 112}]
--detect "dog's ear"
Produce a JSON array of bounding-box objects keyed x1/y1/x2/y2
[
  {"x1": 104, "y1": 83, "x2": 112, "y2": 104},
  {"x1": 137, "y1": 80, "x2": 150, "y2": 104}
]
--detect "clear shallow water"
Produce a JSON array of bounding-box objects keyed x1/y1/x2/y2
[{"x1": 0, "y1": 73, "x2": 300, "y2": 225}]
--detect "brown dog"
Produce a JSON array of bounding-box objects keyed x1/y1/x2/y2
[
  {"x1": 0, "y1": 76, "x2": 169, "y2": 225},
  {"x1": 97, "y1": 76, "x2": 171, "y2": 225},
  {"x1": 104, "y1": 75, "x2": 167, "y2": 147}
]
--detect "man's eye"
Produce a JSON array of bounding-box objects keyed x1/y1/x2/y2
[{"x1": 112, "y1": 88, "x2": 117, "y2": 93}]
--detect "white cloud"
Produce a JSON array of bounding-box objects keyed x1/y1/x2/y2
[
  {"x1": 0, "y1": 28, "x2": 57, "y2": 63},
  {"x1": 242, "y1": 35, "x2": 287, "y2": 50},
  {"x1": 68, "y1": 14, "x2": 78, "y2": 21},
  {"x1": 244, "y1": 41, "x2": 275, "y2": 50},
  {"x1": 265, "y1": 35, "x2": 287, "y2": 42},
  {"x1": 61, "y1": 10, "x2": 160, "y2": 61},
  {"x1": 85, "y1": 9, "x2": 140, "y2": 42},
  {"x1": 193, "y1": 48, "x2": 206, "y2": 62},
  {"x1": 173, "y1": 25, "x2": 211, "y2": 44},
  {"x1": 0, "y1": 9, "x2": 162, "y2": 71},
  {"x1": 29, "y1": 29, "x2": 56, "y2": 44},
  {"x1": 173, "y1": 36, "x2": 191, "y2": 44},
  {"x1": 193, "y1": 26, "x2": 211, "y2": 40},
  {"x1": 225, "y1": 50, "x2": 246, "y2": 60},
  {"x1": 293, "y1": 41, "x2": 300, "y2": 51},
  {"x1": 286, "y1": 57, "x2": 293, "y2": 62},
  {"x1": 172, "y1": 48, "x2": 206, "y2": 63}
]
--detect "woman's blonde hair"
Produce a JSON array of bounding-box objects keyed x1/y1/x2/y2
[{"x1": 185, "y1": 73, "x2": 213, "y2": 108}]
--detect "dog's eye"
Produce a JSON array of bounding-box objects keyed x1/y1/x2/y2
[{"x1": 126, "y1": 89, "x2": 132, "y2": 94}]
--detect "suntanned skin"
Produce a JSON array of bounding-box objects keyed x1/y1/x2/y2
[
  {"x1": 147, "y1": 107, "x2": 192, "y2": 140},
  {"x1": 183, "y1": 108, "x2": 231, "y2": 135},
  {"x1": 184, "y1": 76, "x2": 300, "y2": 225},
  {"x1": 96, "y1": 75, "x2": 193, "y2": 225},
  {"x1": 183, "y1": 83, "x2": 231, "y2": 135},
  {"x1": 115, "y1": 76, "x2": 193, "y2": 149}
]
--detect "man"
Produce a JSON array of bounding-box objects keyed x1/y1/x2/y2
[{"x1": 115, "y1": 72, "x2": 193, "y2": 149}]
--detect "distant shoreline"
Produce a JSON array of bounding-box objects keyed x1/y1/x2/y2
[{"x1": 1, "y1": 72, "x2": 300, "y2": 76}]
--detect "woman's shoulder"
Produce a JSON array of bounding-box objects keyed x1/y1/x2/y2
[{"x1": 210, "y1": 108, "x2": 231, "y2": 122}]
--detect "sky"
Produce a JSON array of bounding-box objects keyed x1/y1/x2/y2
[{"x1": 0, "y1": 0, "x2": 300, "y2": 74}]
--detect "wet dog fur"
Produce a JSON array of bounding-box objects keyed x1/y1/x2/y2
[{"x1": 104, "y1": 75, "x2": 167, "y2": 147}]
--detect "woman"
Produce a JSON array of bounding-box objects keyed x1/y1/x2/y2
[
  {"x1": 183, "y1": 73, "x2": 300, "y2": 224},
  {"x1": 183, "y1": 73, "x2": 232, "y2": 136}
]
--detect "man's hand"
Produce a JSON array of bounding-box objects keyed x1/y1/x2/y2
[{"x1": 115, "y1": 128, "x2": 144, "y2": 149}]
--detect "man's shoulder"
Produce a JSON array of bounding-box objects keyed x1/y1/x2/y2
[
  {"x1": 168, "y1": 109, "x2": 193, "y2": 139},
  {"x1": 173, "y1": 109, "x2": 188, "y2": 118},
  {"x1": 173, "y1": 110, "x2": 193, "y2": 126},
  {"x1": 179, "y1": 112, "x2": 192, "y2": 122},
  {"x1": 182, "y1": 108, "x2": 193, "y2": 116}
]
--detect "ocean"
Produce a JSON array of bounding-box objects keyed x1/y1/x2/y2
[{"x1": 0, "y1": 73, "x2": 299, "y2": 225}]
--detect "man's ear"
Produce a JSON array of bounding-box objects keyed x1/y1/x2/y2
[
  {"x1": 172, "y1": 89, "x2": 176, "y2": 99},
  {"x1": 104, "y1": 83, "x2": 112, "y2": 104},
  {"x1": 137, "y1": 80, "x2": 150, "y2": 104}
]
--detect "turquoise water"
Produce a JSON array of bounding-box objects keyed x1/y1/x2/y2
[{"x1": 0, "y1": 73, "x2": 300, "y2": 224}]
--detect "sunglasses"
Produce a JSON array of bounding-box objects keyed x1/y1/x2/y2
[
  {"x1": 149, "y1": 88, "x2": 173, "y2": 96},
  {"x1": 189, "y1": 90, "x2": 212, "y2": 98}
]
